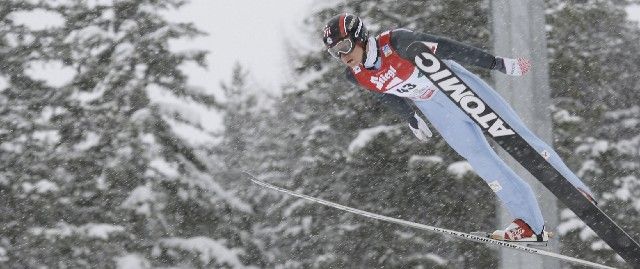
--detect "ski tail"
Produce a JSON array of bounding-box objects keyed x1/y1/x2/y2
[{"x1": 244, "y1": 171, "x2": 615, "y2": 269}]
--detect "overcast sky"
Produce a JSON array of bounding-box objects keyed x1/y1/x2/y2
[{"x1": 164, "y1": 0, "x2": 316, "y2": 99}]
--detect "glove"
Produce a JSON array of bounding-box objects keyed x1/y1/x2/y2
[
  {"x1": 408, "y1": 113, "x2": 432, "y2": 142},
  {"x1": 494, "y1": 57, "x2": 531, "y2": 76}
]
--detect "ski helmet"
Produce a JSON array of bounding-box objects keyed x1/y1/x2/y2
[{"x1": 322, "y1": 13, "x2": 368, "y2": 50}]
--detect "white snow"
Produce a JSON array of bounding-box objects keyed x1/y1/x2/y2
[
  {"x1": 66, "y1": 25, "x2": 117, "y2": 46},
  {"x1": 22, "y1": 180, "x2": 60, "y2": 194},
  {"x1": 30, "y1": 223, "x2": 73, "y2": 240},
  {"x1": 10, "y1": 9, "x2": 65, "y2": 30},
  {"x1": 24, "y1": 60, "x2": 76, "y2": 88},
  {"x1": 558, "y1": 208, "x2": 587, "y2": 235},
  {"x1": 140, "y1": 133, "x2": 156, "y2": 145},
  {"x1": 578, "y1": 226, "x2": 598, "y2": 241},
  {"x1": 590, "y1": 140, "x2": 609, "y2": 155},
  {"x1": 575, "y1": 138, "x2": 609, "y2": 156},
  {"x1": 0, "y1": 75, "x2": 7, "y2": 91},
  {"x1": 146, "y1": 83, "x2": 221, "y2": 145},
  {"x1": 309, "y1": 124, "x2": 331, "y2": 135},
  {"x1": 590, "y1": 240, "x2": 612, "y2": 251},
  {"x1": 121, "y1": 184, "x2": 156, "y2": 216},
  {"x1": 83, "y1": 223, "x2": 125, "y2": 240},
  {"x1": 35, "y1": 106, "x2": 66, "y2": 125},
  {"x1": 283, "y1": 199, "x2": 308, "y2": 217},
  {"x1": 614, "y1": 136, "x2": 640, "y2": 155},
  {"x1": 1, "y1": 135, "x2": 26, "y2": 153},
  {"x1": 627, "y1": 4, "x2": 640, "y2": 25},
  {"x1": 71, "y1": 84, "x2": 107, "y2": 104},
  {"x1": 557, "y1": 217, "x2": 584, "y2": 235},
  {"x1": 115, "y1": 253, "x2": 151, "y2": 269},
  {"x1": 114, "y1": 43, "x2": 135, "y2": 62},
  {"x1": 149, "y1": 158, "x2": 180, "y2": 179},
  {"x1": 0, "y1": 247, "x2": 6, "y2": 262},
  {"x1": 303, "y1": 124, "x2": 332, "y2": 148},
  {"x1": 605, "y1": 106, "x2": 639, "y2": 120},
  {"x1": 338, "y1": 223, "x2": 361, "y2": 231},
  {"x1": 611, "y1": 175, "x2": 640, "y2": 210},
  {"x1": 348, "y1": 125, "x2": 400, "y2": 153},
  {"x1": 96, "y1": 172, "x2": 108, "y2": 190},
  {"x1": 408, "y1": 155, "x2": 443, "y2": 168},
  {"x1": 86, "y1": 0, "x2": 115, "y2": 9},
  {"x1": 553, "y1": 109, "x2": 581, "y2": 123},
  {"x1": 403, "y1": 253, "x2": 448, "y2": 266},
  {"x1": 447, "y1": 161, "x2": 474, "y2": 178},
  {"x1": 29, "y1": 222, "x2": 124, "y2": 240},
  {"x1": 425, "y1": 253, "x2": 448, "y2": 266},
  {"x1": 313, "y1": 253, "x2": 337, "y2": 267},
  {"x1": 615, "y1": 187, "x2": 631, "y2": 201},
  {"x1": 31, "y1": 130, "x2": 60, "y2": 145},
  {"x1": 147, "y1": 83, "x2": 205, "y2": 126},
  {"x1": 301, "y1": 216, "x2": 312, "y2": 232},
  {"x1": 74, "y1": 131, "x2": 101, "y2": 151},
  {"x1": 0, "y1": 174, "x2": 8, "y2": 186},
  {"x1": 621, "y1": 118, "x2": 639, "y2": 128},
  {"x1": 3, "y1": 33, "x2": 19, "y2": 48},
  {"x1": 558, "y1": 208, "x2": 598, "y2": 244},
  {"x1": 165, "y1": 118, "x2": 219, "y2": 146},
  {"x1": 159, "y1": 237, "x2": 243, "y2": 267},
  {"x1": 577, "y1": 160, "x2": 602, "y2": 177},
  {"x1": 191, "y1": 172, "x2": 253, "y2": 213}
]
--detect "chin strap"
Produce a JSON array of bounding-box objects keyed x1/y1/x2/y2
[{"x1": 363, "y1": 37, "x2": 378, "y2": 68}]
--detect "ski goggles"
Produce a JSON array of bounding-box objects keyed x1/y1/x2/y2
[{"x1": 327, "y1": 38, "x2": 355, "y2": 59}]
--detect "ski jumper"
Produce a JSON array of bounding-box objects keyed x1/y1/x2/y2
[{"x1": 346, "y1": 29, "x2": 593, "y2": 234}]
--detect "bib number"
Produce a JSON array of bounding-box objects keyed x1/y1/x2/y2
[{"x1": 396, "y1": 83, "x2": 416, "y2": 93}]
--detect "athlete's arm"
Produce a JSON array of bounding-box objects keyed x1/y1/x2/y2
[
  {"x1": 391, "y1": 29, "x2": 496, "y2": 69},
  {"x1": 391, "y1": 29, "x2": 531, "y2": 76}
]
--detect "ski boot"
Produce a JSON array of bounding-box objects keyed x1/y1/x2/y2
[{"x1": 490, "y1": 219, "x2": 551, "y2": 246}]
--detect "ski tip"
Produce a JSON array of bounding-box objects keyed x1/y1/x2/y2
[{"x1": 241, "y1": 170, "x2": 258, "y2": 180}]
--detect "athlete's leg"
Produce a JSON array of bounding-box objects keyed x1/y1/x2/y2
[
  {"x1": 414, "y1": 98, "x2": 545, "y2": 233},
  {"x1": 446, "y1": 61, "x2": 594, "y2": 196}
]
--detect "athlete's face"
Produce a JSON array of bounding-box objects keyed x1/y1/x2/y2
[{"x1": 340, "y1": 43, "x2": 364, "y2": 68}]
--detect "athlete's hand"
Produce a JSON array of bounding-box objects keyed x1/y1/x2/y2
[
  {"x1": 494, "y1": 57, "x2": 531, "y2": 76},
  {"x1": 408, "y1": 113, "x2": 432, "y2": 142}
]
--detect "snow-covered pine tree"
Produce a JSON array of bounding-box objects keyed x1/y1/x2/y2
[
  {"x1": 0, "y1": 0, "x2": 251, "y2": 267},
  {"x1": 216, "y1": 63, "x2": 296, "y2": 267},
  {"x1": 547, "y1": 0, "x2": 640, "y2": 267}
]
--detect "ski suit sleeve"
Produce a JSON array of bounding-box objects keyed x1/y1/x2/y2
[
  {"x1": 391, "y1": 29, "x2": 497, "y2": 69},
  {"x1": 345, "y1": 69, "x2": 415, "y2": 120}
]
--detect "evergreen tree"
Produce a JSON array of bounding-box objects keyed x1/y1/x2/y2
[
  {"x1": 216, "y1": 63, "x2": 291, "y2": 267},
  {"x1": 0, "y1": 0, "x2": 254, "y2": 267},
  {"x1": 546, "y1": 0, "x2": 640, "y2": 267}
]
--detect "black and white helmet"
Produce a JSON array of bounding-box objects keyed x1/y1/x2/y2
[{"x1": 322, "y1": 13, "x2": 368, "y2": 48}]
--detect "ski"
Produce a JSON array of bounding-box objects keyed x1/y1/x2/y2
[
  {"x1": 406, "y1": 41, "x2": 640, "y2": 268},
  {"x1": 244, "y1": 171, "x2": 614, "y2": 269},
  {"x1": 469, "y1": 232, "x2": 550, "y2": 247}
]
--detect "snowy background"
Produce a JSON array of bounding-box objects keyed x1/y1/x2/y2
[
  {"x1": 162, "y1": 0, "x2": 315, "y2": 96},
  {"x1": 1, "y1": 0, "x2": 640, "y2": 268}
]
